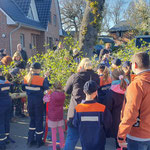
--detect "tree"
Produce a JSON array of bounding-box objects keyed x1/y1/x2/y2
[
  {"x1": 125, "y1": 0, "x2": 150, "y2": 34},
  {"x1": 100, "y1": 2, "x2": 112, "y2": 32},
  {"x1": 79, "y1": 0, "x2": 105, "y2": 57},
  {"x1": 110, "y1": 0, "x2": 127, "y2": 25},
  {"x1": 100, "y1": 0, "x2": 127, "y2": 33},
  {"x1": 60, "y1": 0, "x2": 86, "y2": 35}
]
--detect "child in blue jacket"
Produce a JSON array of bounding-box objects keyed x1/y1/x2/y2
[
  {"x1": 73, "y1": 80, "x2": 112, "y2": 150},
  {"x1": 0, "y1": 68, "x2": 13, "y2": 150}
]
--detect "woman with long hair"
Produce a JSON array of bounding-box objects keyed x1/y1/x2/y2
[{"x1": 64, "y1": 58, "x2": 100, "y2": 150}]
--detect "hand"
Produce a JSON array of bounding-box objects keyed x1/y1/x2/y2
[
  {"x1": 45, "y1": 71, "x2": 50, "y2": 77},
  {"x1": 118, "y1": 140, "x2": 127, "y2": 148}
]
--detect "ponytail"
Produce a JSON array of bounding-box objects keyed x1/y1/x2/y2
[
  {"x1": 119, "y1": 75, "x2": 127, "y2": 91},
  {"x1": 26, "y1": 69, "x2": 33, "y2": 85},
  {"x1": 103, "y1": 67, "x2": 109, "y2": 82},
  {"x1": 112, "y1": 69, "x2": 127, "y2": 91}
]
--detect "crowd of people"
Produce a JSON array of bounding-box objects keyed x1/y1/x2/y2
[{"x1": 0, "y1": 43, "x2": 150, "y2": 150}]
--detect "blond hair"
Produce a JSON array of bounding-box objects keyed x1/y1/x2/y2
[
  {"x1": 26, "y1": 68, "x2": 41, "y2": 85},
  {"x1": 77, "y1": 58, "x2": 92, "y2": 72},
  {"x1": 12, "y1": 51, "x2": 22, "y2": 61},
  {"x1": 102, "y1": 67, "x2": 110, "y2": 82}
]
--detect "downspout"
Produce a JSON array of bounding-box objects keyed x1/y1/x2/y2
[{"x1": 9, "y1": 23, "x2": 21, "y2": 57}]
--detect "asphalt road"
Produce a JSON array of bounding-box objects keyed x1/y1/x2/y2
[{"x1": 7, "y1": 117, "x2": 116, "y2": 150}]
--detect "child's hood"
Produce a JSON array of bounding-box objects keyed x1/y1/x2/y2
[{"x1": 111, "y1": 79, "x2": 128, "y2": 94}]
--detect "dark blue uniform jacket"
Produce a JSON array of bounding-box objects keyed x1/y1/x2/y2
[{"x1": 73, "y1": 100, "x2": 112, "y2": 150}]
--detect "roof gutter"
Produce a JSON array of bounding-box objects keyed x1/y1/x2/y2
[{"x1": 9, "y1": 23, "x2": 21, "y2": 57}]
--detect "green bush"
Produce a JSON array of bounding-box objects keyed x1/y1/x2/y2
[{"x1": 113, "y1": 39, "x2": 150, "y2": 61}]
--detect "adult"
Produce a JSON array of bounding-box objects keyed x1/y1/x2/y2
[
  {"x1": 17, "y1": 44, "x2": 28, "y2": 67},
  {"x1": 64, "y1": 58, "x2": 100, "y2": 150},
  {"x1": 1, "y1": 56, "x2": 12, "y2": 66},
  {"x1": 99, "y1": 43, "x2": 112, "y2": 61},
  {"x1": 118, "y1": 52, "x2": 150, "y2": 150}
]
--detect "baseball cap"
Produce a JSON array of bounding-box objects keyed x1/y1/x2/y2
[
  {"x1": 84, "y1": 80, "x2": 98, "y2": 95},
  {"x1": 112, "y1": 58, "x2": 121, "y2": 66},
  {"x1": 31, "y1": 62, "x2": 41, "y2": 69}
]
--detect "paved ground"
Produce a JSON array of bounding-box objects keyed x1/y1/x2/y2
[{"x1": 7, "y1": 117, "x2": 116, "y2": 150}]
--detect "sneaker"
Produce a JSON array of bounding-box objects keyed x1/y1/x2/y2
[
  {"x1": 27, "y1": 141, "x2": 36, "y2": 148},
  {"x1": 56, "y1": 145, "x2": 60, "y2": 150}
]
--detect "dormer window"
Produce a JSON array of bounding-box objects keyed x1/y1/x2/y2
[
  {"x1": 28, "y1": 6, "x2": 34, "y2": 20},
  {"x1": 27, "y1": 0, "x2": 39, "y2": 21}
]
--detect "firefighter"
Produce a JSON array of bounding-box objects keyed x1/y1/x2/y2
[
  {"x1": 23, "y1": 62, "x2": 50, "y2": 148},
  {"x1": 0, "y1": 68, "x2": 12, "y2": 150}
]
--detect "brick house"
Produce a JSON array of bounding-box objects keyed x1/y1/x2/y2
[
  {"x1": 108, "y1": 21, "x2": 134, "y2": 45},
  {"x1": 0, "y1": 0, "x2": 64, "y2": 57}
]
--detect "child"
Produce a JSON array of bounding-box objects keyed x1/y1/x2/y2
[
  {"x1": 122, "y1": 61, "x2": 136, "y2": 83},
  {"x1": 23, "y1": 62, "x2": 50, "y2": 148},
  {"x1": 97, "y1": 64, "x2": 112, "y2": 104},
  {"x1": 0, "y1": 68, "x2": 13, "y2": 150},
  {"x1": 43, "y1": 82, "x2": 65, "y2": 150},
  {"x1": 73, "y1": 80, "x2": 112, "y2": 150},
  {"x1": 100, "y1": 53, "x2": 110, "y2": 68},
  {"x1": 111, "y1": 58, "x2": 122, "y2": 70},
  {"x1": 122, "y1": 61, "x2": 131, "y2": 82},
  {"x1": 104, "y1": 69, "x2": 128, "y2": 150}
]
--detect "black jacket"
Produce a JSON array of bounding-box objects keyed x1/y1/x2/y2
[
  {"x1": 104, "y1": 90, "x2": 124, "y2": 138},
  {"x1": 64, "y1": 70, "x2": 100, "y2": 104},
  {"x1": 20, "y1": 49, "x2": 28, "y2": 66}
]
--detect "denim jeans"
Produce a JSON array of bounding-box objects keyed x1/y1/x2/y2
[
  {"x1": 64, "y1": 126, "x2": 79, "y2": 150},
  {"x1": 127, "y1": 138, "x2": 150, "y2": 150}
]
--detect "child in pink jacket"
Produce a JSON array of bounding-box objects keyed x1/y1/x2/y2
[{"x1": 43, "y1": 82, "x2": 65, "y2": 150}]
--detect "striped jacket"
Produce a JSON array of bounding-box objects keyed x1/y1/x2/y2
[
  {"x1": 0, "y1": 76, "x2": 12, "y2": 97},
  {"x1": 23, "y1": 74, "x2": 49, "y2": 96}
]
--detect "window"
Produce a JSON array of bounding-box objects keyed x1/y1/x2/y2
[
  {"x1": 53, "y1": 15, "x2": 57, "y2": 26},
  {"x1": 49, "y1": 11, "x2": 51, "y2": 23},
  {"x1": 28, "y1": 6, "x2": 34, "y2": 20},
  {"x1": 31, "y1": 34, "x2": 37, "y2": 49},
  {"x1": 27, "y1": 0, "x2": 39, "y2": 21},
  {"x1": 117, "y1": 31, "x2": 123, "y2": 38},
  {"x1": 20, "y1": 34, "x2": 25, "y2": 48},
  {"x1": 47, "y1": 37, "x2": 53, "y2": 49}
]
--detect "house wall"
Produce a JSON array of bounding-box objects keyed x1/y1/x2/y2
[
  {"x1": 109, "y1": 31, "x2": 134, "y2": 45},
  {"x1": 0, "y1": 0, "x2": 62, "y2": 57},
  {"x1": 0, "y1": 10, "x2": 45, "y2": 58},
  {"x1": 0, "y1": 11, "x2": 10, "y2": 52},
  {"x1": 45, "y1": 0, "x2": 60, "y2": 50}
]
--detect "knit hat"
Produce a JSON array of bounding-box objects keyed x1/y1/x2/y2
[
  {"x1": 31, "y1": 62, "x2": 41, "y2": 69},
  {"x1": 84, "y1": 80, "x2": 98, "y2": 95},
  {"x1": 112, "y1": 58, "x2": 121, "y2": 66},
  {"x1": 122, "y1": 61, "x2": 130, "y2": 68}
]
